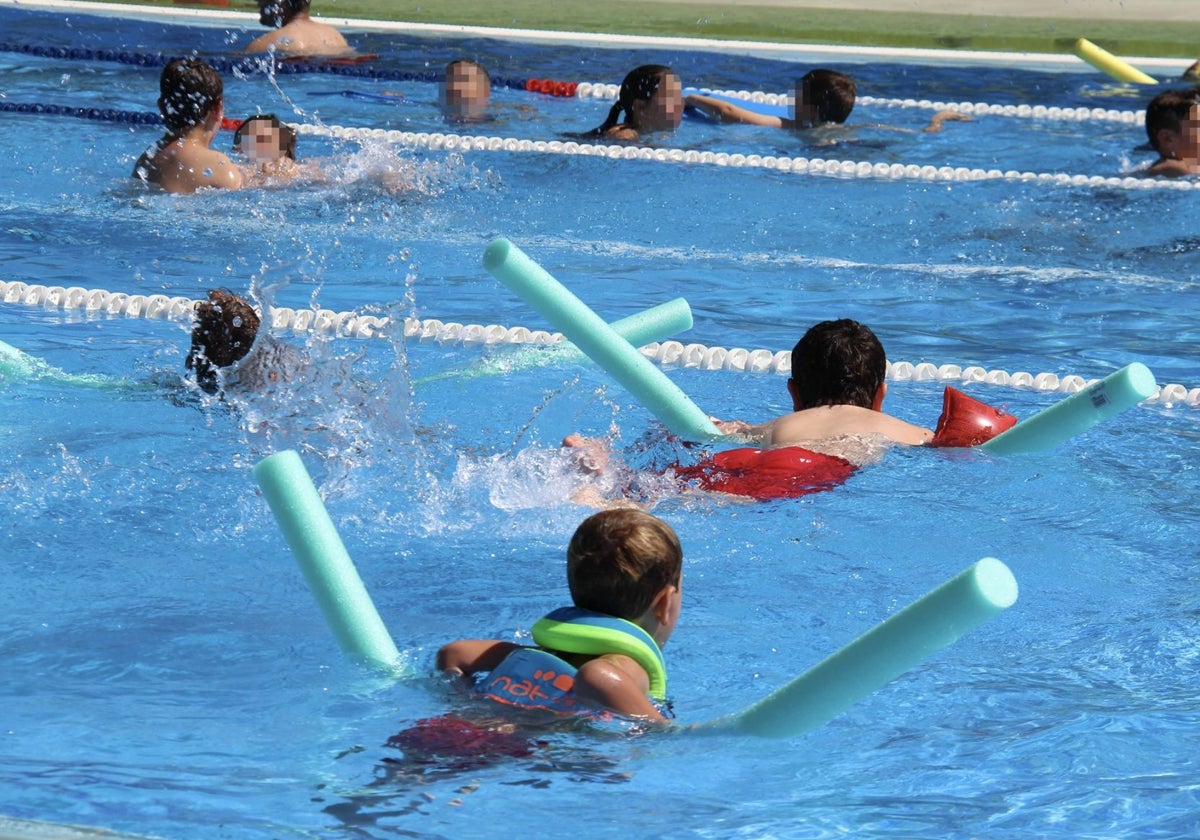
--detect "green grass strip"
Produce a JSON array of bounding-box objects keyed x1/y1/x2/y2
[{"x1": 81, "y1": 0, "x2": 1200, "y2": 60}]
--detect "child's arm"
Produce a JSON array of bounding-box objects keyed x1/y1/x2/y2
[
  {"x1": 684, "y1": 94, "x2": 784, "y2": 128},
  {"x1": 436, "y1": 639, "x2": 522, "y2": 677},
  {"x1": 864, "y1": 110, "x2": 971, "y2": 135},
  {"x1": 923, "y1": 109, "x2": 971, "y2": 133},
  {"x1": 573, "y1": 655, "x2": 669, "y2": 722},
  {"x1": 876, "y1": 413, "x2": 934, "y2": 445}
]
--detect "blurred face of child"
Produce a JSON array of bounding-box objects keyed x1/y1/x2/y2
[
  {"x1": 442, "y1": 65, "x2": 489, "y2": 121},
  {"x1": 242, "y1": 122, "x2": 286, "y2": 165},
  {"x1": 1160, "y1": 103, "x2": 1200, "y2": 161},
  {"x1": 791, "y1": 80, "x2": 820, "y2": 128},
  {"x1": 632, "y1": 72, "x2": 683, "y2": 133}
]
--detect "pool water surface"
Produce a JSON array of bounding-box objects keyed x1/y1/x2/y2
[{"x1": 1, "y1": 4, "x2": 1199, "y2": 839}]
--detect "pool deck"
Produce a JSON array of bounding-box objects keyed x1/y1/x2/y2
[{"x1": 38, "y1": 0, "x2": 1200, "y2": 60}]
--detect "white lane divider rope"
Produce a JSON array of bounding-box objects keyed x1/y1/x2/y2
[
  {"x1": 293, "y1": 122, "x2": 1177, "y2": 192},
  {"x1": 575, "y1": 83, "x2": 1144, "y2": 126},
  {"x1": 2, "y1": 279, "x2": 1195, "y2": 406}
]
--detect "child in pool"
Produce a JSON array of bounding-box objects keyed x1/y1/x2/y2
[
  {"x1": 231, "y1": 114, "x2": 327, "y2": 183},
  {"x1": 440, "y1": 58, "x2": 491, "y2": 123},
  {"x1": 437, "y1": 508, "x2": 683, "y2": 723},
  {"x1": 186, "y1": 289, "x2": 307, "y2": 393},
  {"x1": 233, "y1": 114, "x2": 298, "y2": 176},
  {"x1": 133, "y1": 58, "x2": 244, "y2": 194},
  {"x1": 1143, "y1": 88, "x2": 1200, "y2": 177},
  {"x1": 685, "y1": 68, "x2": 966, "y2": 135},
  {"x1": 244, "y1": 0, "x2": 349, "y2": 57},
  {"x1": 722, "y1": 318, "x2": 933, "y2": 455},
  {"x1": 572, "y1": 318, "x2": 929, "y2": 467},
  {"x1": 562, "y1": 318, "x2": 938, "y2": 504},
  {"x1": 580, "y1": 64, "x2": 684, "y2": 141}
]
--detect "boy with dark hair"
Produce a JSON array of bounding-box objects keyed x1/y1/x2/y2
[
  {"x1": 437, "y1": 509, "x2": 683, "y2": 722},
  {"x1": 245, "y1": 0, "x2": 349, "y2": 56},
  {"x1": 730, "y1": 318, "x2": 932, "y2": 449},
  {"x1": 686, "y1": 68, "x2": 964, "y2": 134},
  {"x1": 563, "y1": 319, "x2": 932, "y2": 502},
  {"x1": 134, "y1": 59, "x2": 244, "y2": 194},
  {"x1": 185, "y1": 288, "x2": 312, "y2": 393},
  {"x1": 186, "y1": 289, "x2": 261, "y2": 393},
  {"x1": 1144, "y1": 88, "x2": 1200, "y2": 177}
]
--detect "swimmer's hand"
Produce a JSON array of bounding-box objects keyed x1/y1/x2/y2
[
  {"x1": 714, "y1": 418, "x2": 754, "y2": 434},
  {"x1": 713, "y1": 417, "x2": 773, "y2": 444},
  {"x1": 713, "y1": 418, "x2": 748, "y2": 435},
  {"x1": 924, "y1": 109, "x2": 972, "y2": 133}
]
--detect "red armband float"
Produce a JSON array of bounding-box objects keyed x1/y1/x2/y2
[
  {"x1": 220, "y1": 117, "x2": 244, "y2": 132},
  {"x1": 675, "y1": 446, "x2": 856, "y2": 501},
  {"x1": 929, "y1": 386, "x2": 1018, "y2": 448}
]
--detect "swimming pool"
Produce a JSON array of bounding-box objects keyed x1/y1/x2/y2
[{"x1": 2, "y1": 3, "x2": 1199, "y2": 838}]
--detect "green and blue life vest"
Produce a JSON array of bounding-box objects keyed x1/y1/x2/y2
[{"x1": 480, "y1": 606, "x2": 668, "y2": 715}]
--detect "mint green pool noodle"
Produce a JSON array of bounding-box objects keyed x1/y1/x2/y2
[
  {"x1": 0, "y1": 337, "x2": 142, "y2": 390},
  {"x1": 254, "y1": 450, "x2": 403, "y2": 673},
  {"x1": 483, "y1": 237, "x2": 722, "y2": 441},
  {"x1": 415, "y1": 297, "x2": 693, "y2": 385},
  {"x1": 707, "y1": 557, "x2": 1017, "y2": 738},
  {"x1": 982, "y1": 362, "x2": 1156, "y2": 455},
  {"x1": 0, "y1": 339, "x2": 36, "y2": 379}
]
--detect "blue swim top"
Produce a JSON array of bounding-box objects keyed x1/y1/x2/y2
[{"x1": 480, "y1": 607, "x2": 668, "y2": 714}]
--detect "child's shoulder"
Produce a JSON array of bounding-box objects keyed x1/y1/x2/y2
[{"x1": 1147, "y1": 157, "x2": 1200, "y2": 177}]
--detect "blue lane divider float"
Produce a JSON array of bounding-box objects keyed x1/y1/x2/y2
[
  {"x1": 483, "y1": 237, "x2": 723, "y2": 441},
  {"x1": 417, "y1": 297, "x2": 694, "y2": 385},
  {"x1": 982, "y1": 362, "x2": 1156, "y2": 455},
  {"x1": 0, "y1": 42, "x2": 538, "y2": 92},
  {"x1": 0, "y1": 101, "x2": 164, "y2": 126},
  {"x1": 706, "y1": 557, "x2": 1018, "y2": 738},
  {"x1": 253, "y1": 450, "x2": 406, "y2": 675}
]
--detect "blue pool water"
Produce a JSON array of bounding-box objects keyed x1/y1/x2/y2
[{"x1": 2, "y1": 5, "x2": 1199, "y2": 838}]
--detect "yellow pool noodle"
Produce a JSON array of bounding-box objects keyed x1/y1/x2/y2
[{"x1": 1074, "y1": 39, "x2": 1157, "y2": 85}]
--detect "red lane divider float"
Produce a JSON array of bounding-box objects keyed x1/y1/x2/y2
[{"x1": 524, "y1": 78, "x2": 580, "y2": 97}]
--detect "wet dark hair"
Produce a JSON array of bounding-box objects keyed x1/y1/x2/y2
[
  {"x1": 259, "y1": 0, "x2": 309, "y2": 26},
  {"x1": 587, "y1": 64, "x2": 674, "y2": 135},
  {"x1": 186, "y1": 289, "x2": 261, "y2": 392},
  {"x1": 799, "y1": 69, "x2": 856, "y2": 125},
  {"x1": 232, "y1": 114, "x2": 297, "y2": 160},
  {"x1": 567, "y1": 509, "x2": 682, "y2": 621},
  {"x1": 158, "y1": 58, "x2": 223, "y2": 133},
  {"x1": 790, "y1": 318, "x2": 886, "y2": 410},
  {"x1": 1145, "y1": 88, "x2": 1200, "y2": 152}
]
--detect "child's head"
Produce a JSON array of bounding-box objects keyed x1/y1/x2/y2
[
  {"x1": 258, "y1": 0, "x2": 307, "y2": 27},
  {"x1": 1146, "y1": 88, "x2": 1200, "y2": 159},
  {"x1": 567, "y1": 510, "x2": 683, "y2": 644},
  {"x1": 233, "y1": 114, "x2": 297, "y2": 164},
  {"x1": 441, "y1": 59, "x2": 491, "y2": 122},
  {"x1": 789, "y1": 318, "x2": 887, "y2": 410},
  {"x1": 793, "y1": 69, "x2": 856, "y2": 127},
  {"x1": 186, "y1": 289, "x2": 261, "y2": 390},
  {"x1": 597, "y1": 64, "x2": 683, "y2": 135},
  {"x1": 158, "y1": 58, "x2": 223, "y2": 133}
]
